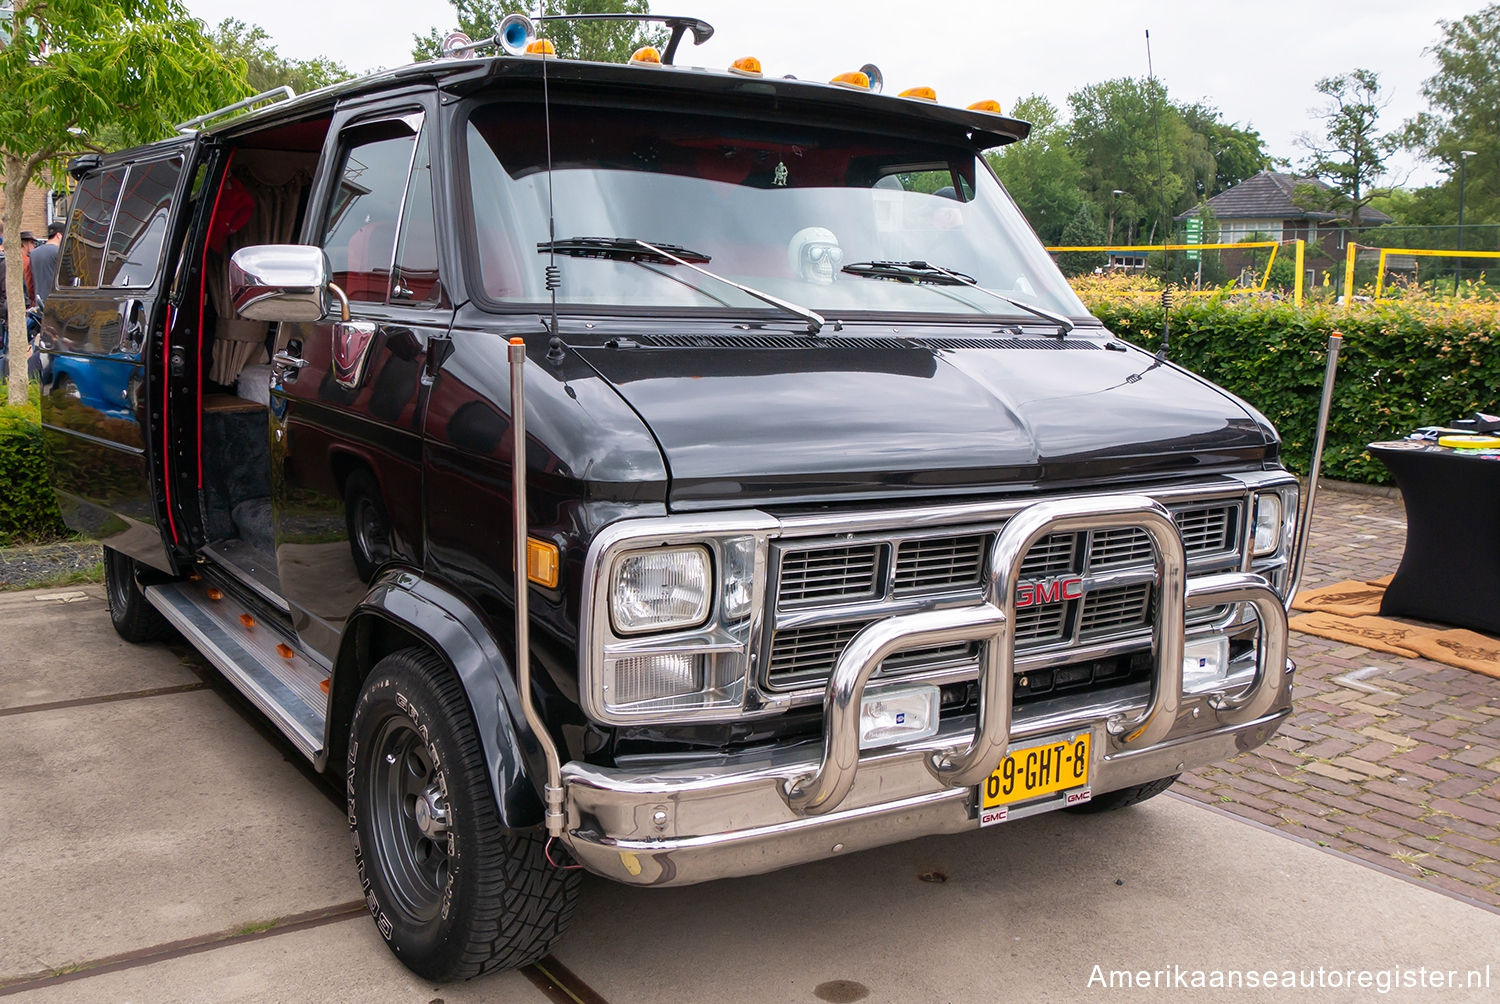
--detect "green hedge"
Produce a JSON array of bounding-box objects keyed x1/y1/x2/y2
[
  {"x1": 1082, "y1": 295, "x2": 1500, "y2": 484},
  {"x1": 0, "y1": 395, "x2": 69, "y2": 546}
]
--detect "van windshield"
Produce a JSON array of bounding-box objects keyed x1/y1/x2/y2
[{"x1": 462, "y1": 99, "x2": 1087, "y2": 320}]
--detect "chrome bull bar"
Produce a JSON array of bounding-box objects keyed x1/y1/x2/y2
[{"x1": 782, "y1": 494, "x2": 1288, "y2": 817}]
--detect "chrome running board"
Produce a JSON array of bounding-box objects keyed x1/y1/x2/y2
[{"x1": 144, "y1": 580, "x2": 328, "y2": 759}]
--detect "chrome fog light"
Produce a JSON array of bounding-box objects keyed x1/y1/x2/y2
[
  {"x1": 1182, "y1": 634, "x2": 1231, "y2": 692},
  {"x1": 859, "y1": 683, "x2": 941, "y2": 750}
]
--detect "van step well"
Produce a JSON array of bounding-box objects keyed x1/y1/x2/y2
[{"x1": 144, "y1": 580, "x2": 328, "y2": 758}]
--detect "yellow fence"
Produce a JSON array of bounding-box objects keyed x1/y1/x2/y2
[
  {"x1": 1343, "y1": 242, "x2": 1500, "y2": 302},
  {"x1": 1046, "y1": 241, "x2": 1305, "y2": 306}
]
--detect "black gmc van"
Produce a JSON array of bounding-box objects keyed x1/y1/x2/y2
[{"x1": 41, "y1": 17, "x2": 1298, "y2": 981}]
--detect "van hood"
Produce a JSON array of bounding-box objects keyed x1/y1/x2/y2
[{"x1": 571, "y1": 328, "x2": 1276, "y2": 510}]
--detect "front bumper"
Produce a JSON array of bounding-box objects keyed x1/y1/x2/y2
[{"x1": 559, "y1": 494, "x2": 1292, "y2": 886}]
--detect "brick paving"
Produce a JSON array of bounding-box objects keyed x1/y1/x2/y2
[{"x1": 1178, "y1": 485, "x2": 1500, "y2": 909}]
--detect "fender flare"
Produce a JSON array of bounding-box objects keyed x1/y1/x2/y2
[{"x1": 329, "y1": 568, "x2": 546, "y2": 829}]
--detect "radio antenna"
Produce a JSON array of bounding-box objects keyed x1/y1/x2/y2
[
  {"x1": 539, "y1": 5, "x2": 562, "y2": 355},
  {"x1": 1145, "y1": 28, "x2": 1172, "y2": 361}
]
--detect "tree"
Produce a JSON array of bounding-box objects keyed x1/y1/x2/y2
[
  {"x1": 0, "y1": 0, "x2": 246, "y2": 405},
  {"x1": 1055, "y1": 205, "x2": 1106, "y2": 277},
  {"x1": 414, "y1": 0, "x2": 668, "y2": 64},
  {"x1": 1403, "y1": 5, "x2": 1500, "y2": 226},
  {"x1": 985, "y1": 95, "x2": 1084, "y2": 244},
  {"x1": 1065, "y1": 77, "x2": 1213, "y2": 244},
  {"x1": 209, "y1": 19, "x2": 354, "y2": 94},
  {"x1": 1178, "y1": 102, "x2": 1275, "y2": 197},
  {"x1": 1296, "y1": 69, "x2": 1398, "y2": 229}
]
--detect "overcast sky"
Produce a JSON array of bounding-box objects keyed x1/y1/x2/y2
[{"x1": 183, "y1": 0, "x2": 1487, "y2": 188}]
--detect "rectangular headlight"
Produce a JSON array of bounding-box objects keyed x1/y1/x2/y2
[
  {"x1": 1252, "y1": 493, "x2": 1282, "y2": 557},
  {"x1": 610, "y1": 546, "x2": 711, "y2": 635}
]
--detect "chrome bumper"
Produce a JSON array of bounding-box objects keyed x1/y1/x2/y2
[{"x1": 560, "y1": 495, "x2": 1291, "y2": 886}]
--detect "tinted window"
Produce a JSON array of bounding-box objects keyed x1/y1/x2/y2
[
  {"x1": 58, "y1": 168, "x2": 125, "y2": 289},
  {"x1": 392, "y1": 127, "x2": 441, "y2": 304},
  {"x1": 102, "y1": 157, "x2": 184, "y2": 287},
  {"x1": 324, "y1": 122, "x2": 418, "y2": 303}
]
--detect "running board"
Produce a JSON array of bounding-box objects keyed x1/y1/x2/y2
[{"x1": 144, "y1": 580, "x2": 328, "y2": 760}]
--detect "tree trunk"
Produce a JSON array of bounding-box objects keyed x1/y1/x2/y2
[{"x1": 4, "y1": 153, "x2": 32, "y2": 408}]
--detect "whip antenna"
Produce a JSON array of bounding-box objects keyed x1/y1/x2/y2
[
  {"x1": 1146, "y1": 28, "x2": 1172, "y2": 360},
  {"x1": 539, "y1": 7, "x2": 561, "y2": 350}
]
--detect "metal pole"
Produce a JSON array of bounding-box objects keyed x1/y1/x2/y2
[
  {"x1": 1293, "y1": 240, "x2": 1305, "y2": 307},
  {"x1": 1456, "y1": 156, "x2": 1467, "y2": 295},
  {"x1": 509, "y1": 337, "x2": 566, "y2": 839},
  {"x1": 1343, "y1": 242, "x2": 1357, "y2": 307},
  {"x1": 1285, "y1": 332, "x2": 1343, "y2": 609}
]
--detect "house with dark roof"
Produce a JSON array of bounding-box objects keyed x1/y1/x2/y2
[{"x1": 1177, "y1": 169, "x2": 1393, "y2": 284}]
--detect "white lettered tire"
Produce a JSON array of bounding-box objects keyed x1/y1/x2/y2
[{"x1": 347, "y1": 648, "x2": 578, "y2": 979}]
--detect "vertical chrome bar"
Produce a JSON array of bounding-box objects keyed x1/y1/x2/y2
[
  {"x1": 509, "y1": 338, "x2": 565, "y2": 838},
  {"x1": 1284, "y1": 333, "x2": 1342, "y2": 609}
]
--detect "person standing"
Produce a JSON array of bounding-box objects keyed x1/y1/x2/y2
[
  {"x1": 30, "y1": 223, "x2": 61, "y2": 309},
  {"x1": 17, "y1": 231, "x2": 36, "y2": 308}
]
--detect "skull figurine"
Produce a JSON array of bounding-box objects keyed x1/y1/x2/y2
[{"x1": 787, "y1": 226, "x2": 844, "y2": 285}]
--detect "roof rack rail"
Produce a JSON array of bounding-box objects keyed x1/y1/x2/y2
[{"x1": 175, "y1": 86, "x2": 297, "y2": 134}]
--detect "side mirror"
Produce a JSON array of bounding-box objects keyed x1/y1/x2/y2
[{"x1": 228, "y1": 244, "x2": 349, "y2": 323}]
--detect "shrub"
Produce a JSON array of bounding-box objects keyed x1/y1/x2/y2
[
  {"x1": 0, "y1": 394, "x2": 69, "y2": 545},
  {"x1": 1076, "y1": 289, "x2": 1500, "y2": 484}
]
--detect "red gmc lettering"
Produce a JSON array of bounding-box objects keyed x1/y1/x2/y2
[{"x1": 1015, "y1": 577, "x2": 1084, "y2": 609}]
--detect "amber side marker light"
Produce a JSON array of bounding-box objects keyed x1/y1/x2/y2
[
  {"x1": 319, "y1": 677, "x2": 331, "y2": 694},
  {"x1": 967, "y1": 99, "x2": 1004, "y2": 114},
  {"x1": 899, "y1": 86, "x2": 938, "y2": 101},
  {"x1": 206, "y1": 587, "x2": 222, "y2": 601},
  {"x1": 277, "y1": 643, "x2": 295, "y2": 659},
  {"x1": 629, "y1": 45, "x2": 662, "y2": 65},
  {"x1": 729, "y1": 55, "x2": 763, "y2": 77},
  {"x1": 239, "y1": 613, "x2": 255, "y2": 628},
  {"x1": 525, "y1": 38, "x2": 556, "y2": 55},
  {"x1": 830, "y1": 70, "x2": 871, "y2": 89},
  {"x1": 526, "y1": 537, "x2": 560, "y2": 589}
]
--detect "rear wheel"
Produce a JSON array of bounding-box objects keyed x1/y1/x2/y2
[
  {"x1": 103, "y1": 546, "x2": 172, "y2": 643},
  {"x1": 348, "y1": 648, "x2": 578, "y2": 980},
  {"x1": 1065, "y1": 774, "x2": 1179, "y2": 814}
]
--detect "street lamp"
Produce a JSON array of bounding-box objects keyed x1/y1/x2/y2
[
  {"x1": 1456, "y1": 150, "x2": 1477, "y2": 293},
  {"x1": 1107, "y1": 189, "x2": 1127, "y2": 246}
]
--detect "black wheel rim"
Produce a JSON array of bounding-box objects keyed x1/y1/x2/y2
[
  {"x1": 352, "y1": 496, "x2": 391, "y2": 568},
  {"x1": 364, "y1": 714, "x2": 451, "y2": 924}
]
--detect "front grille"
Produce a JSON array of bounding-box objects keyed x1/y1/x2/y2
[{"x1": 764, "y1": 498, "x2": 1244, "y2": 692}]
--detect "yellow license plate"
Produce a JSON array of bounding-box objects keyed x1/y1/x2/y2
[{"x1": 978, "y1": 731, "x2": 1091, "y2": 825}]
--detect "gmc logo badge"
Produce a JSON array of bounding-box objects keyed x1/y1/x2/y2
[{"x1": 1015, "y1": 576, "x2": 1085, "y2": 609}]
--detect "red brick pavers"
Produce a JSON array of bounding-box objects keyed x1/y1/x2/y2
[{"x1": 1178, "y1": 485, "x2": 1500, "y2": 909}]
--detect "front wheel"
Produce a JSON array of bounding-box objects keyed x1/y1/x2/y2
[
  {"x1": 1064, "y1": 774, "x2": 1179, "y2": 814},
  {"x1": 348, "y1": 648, "x2": 578, "y2": 980}
]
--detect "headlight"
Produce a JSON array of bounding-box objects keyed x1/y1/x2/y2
[
  {"x1": 1251, "y1": 493, "x2": 1283, "y2": 557},
  {"x1": 610, "y1": 546, "x2": 711, "y2": 634}
]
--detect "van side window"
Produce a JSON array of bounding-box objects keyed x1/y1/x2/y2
[
  {"x1": 391, "y1": 126, "x2": 441, "y2": 304},
  {"x1": 103, "y1": 156, "x2": 185, "y2": 287},
  {"x1": 323, "y1": 122, "x2": 419, "y2": 303},
  {"x1": 58, "y1": 168, "x2": 126, "y2": 289}
]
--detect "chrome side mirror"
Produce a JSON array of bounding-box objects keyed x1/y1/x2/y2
[{"x1": 228, "y1": 244, "x2": 349, "y2": 323}]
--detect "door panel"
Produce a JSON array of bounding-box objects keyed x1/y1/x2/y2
[
  {"x1": 40, "y1": 141, "x2": 200, "y2": 572},
  {"x1": 270, "y1": 102, "x2": 445, "y2": 661}
]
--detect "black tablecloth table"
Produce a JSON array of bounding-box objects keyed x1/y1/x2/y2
[{"x1": 1368, "y1": 440, "x2": 1500, "y2": 635}]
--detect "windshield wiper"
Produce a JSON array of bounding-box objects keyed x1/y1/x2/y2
[
  {"x1": 842, "y1": 259, "x2": 1075, "y2": 336},
  {"x1": 540, "y1": 237, "x2": 827, "y2": 334},
  {"x1": 538, "y1": 237, "x2": 712, "y2": 264}
]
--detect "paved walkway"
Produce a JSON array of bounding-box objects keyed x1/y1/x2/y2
[{"x1": 1179, "y1": 486, "x2": 1500, "y2": 910}]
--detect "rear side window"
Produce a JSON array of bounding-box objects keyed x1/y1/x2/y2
[
  {"x1": 103, "y1": 156, "x2": 184, "y2": 287},
  {"x1": 59, "y1": 168, "x2": 125, "y2": 289}
]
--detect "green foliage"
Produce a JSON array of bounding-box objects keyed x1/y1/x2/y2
[
  {"x1": 208, "y1": 19, "x2": 354, "y2": 93},
  {"x1": 1297, "y1": 69, "x2": 1398, "y2": 227},
  {"x1": 1079, "y1": 293, "x2": 1500, "y2": 484},
  {"x1": 414, "y1": 0, "x2": 668, "y2": 63},
  {"x1": 0, "y1": 0, "x2": 247, "y2": 406},
  {"x1": 1056, "y1": 205, "x2": 1106, "y2": 276},
  {"x1": 0, "y1": 399, "x2": 68, "y2": 545},
  {"x1": 1404, "y1": 4, "x2": 1500, "y2": 228},
  {"x1": 1178, "y1": 102, "x2": 1276, "y2": 196},
  {"x1": 986, "y1": 95, "x2": 1083, "y2": 244}
]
